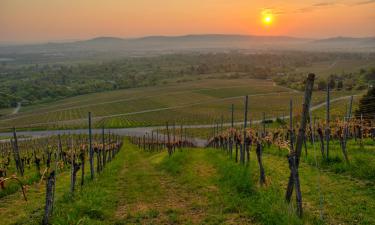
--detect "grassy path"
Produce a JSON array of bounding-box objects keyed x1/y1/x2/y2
[
  {"x1": 114, "y1": 147, "x2": 215, "y2": 224},
  {"x1": 113, "y1": 145, "x2": 305, "y2": 225}
]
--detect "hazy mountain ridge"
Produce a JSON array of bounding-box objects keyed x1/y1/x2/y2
[
  {"x1": 313, "y1": 36, "x2": 375, "y2": 43},
  {"x1": 0, "y1": 34, "x2": 374, "y2": 56}
]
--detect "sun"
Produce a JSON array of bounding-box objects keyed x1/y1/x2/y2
[
  {"x1": 262, "y1": 14, "x2": 273, "y2": 25},
  {"x1": 261, "y1": 9, "x2": 274, "y2": 26}
]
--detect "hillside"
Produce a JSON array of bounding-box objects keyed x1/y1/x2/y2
[{"x1": 0, "y1": 78, "x2": 360, "y2": 131}]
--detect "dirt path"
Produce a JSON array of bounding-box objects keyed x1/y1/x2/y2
[{"x1": 11, "y1": 102, "x2": 21, "y2": 115}]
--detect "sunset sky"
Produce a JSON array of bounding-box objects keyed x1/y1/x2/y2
[{"x1": 1, "y1": 0, "x2": 375, "y2": 43}]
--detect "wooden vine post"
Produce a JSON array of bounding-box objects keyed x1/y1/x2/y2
[
  {"x1": 166, "y1": 122, "x2": 172, "y2": 156},
  {"x1": 172, "y1": 123, "x2": 176, "y2": 152},
  {"x1": 360, "y1": 113, "x2": 364, "y2": 148},
  {"x1": 56, "y1": 135, "x2": 62, "y2": 174},
  {"x1": 215, "y1": 121, "x2": 219, "y2": 148},
  {"x1": 220, "y1": 115, "x2": 224, "y2": 150},
  {"x1": 42, "y1": 171, "x2": 56, "y2": 225},
  {"x1": 230, "y1": 104, "x2": 234, "y2": 158},
  {"x1": 220, "y1": 115, "x2": 223, "y2": 133},
  {"x1": 242, "y1": 95, "x2": 248, "y2": 165},
  {"x1": 180, "y1": 124, "x2": 183, "y2": 149},
  {"x1": 88, "y1": 112, "x2": 94, "y2": 179},
  {"x1": 102, "y1": 126, "x2": 106, "y2": 169},
  {"x1": 262, "y1": 112, "x2": 266, "y2": 137},
  {"x1": 96, "y1": 136, "x2": 102, "y2": 173},
  {"x1": 12, "y1": 127, "x2": 24, "y2": 176},
  {"x1": 157, "y1": 129, "x2": 160, "y2": 150},
  {"x1": 326, "y1": 83, "x2": 330, "y2": 158},
  {"x1": 107, "y1": 131, "x2": 112, "y2": 161},
  {"x1": 142, "y1": 135, "x2": 146, "y2": 151},
  {"x1": 289, "y1": 99, "x2": 294, "y2": 152},
  {"x1": 256, "y1": 141, "x2": 266, "y2": 185},
  {"x1": 80, "y1": 142, "x2": 85, "y2": 186},
  {"x1": 341, "y1": 96, "x2": 353, "y2": 163},
  {"x1": 285, "y1": 73, "x2": 315, "y2": 217},
  {"x1": 70, "y1": 137, "x2": 81, "y2": 193},
  {"x1": 184, "y1": 128, "x2": 187, "y2": 146}
]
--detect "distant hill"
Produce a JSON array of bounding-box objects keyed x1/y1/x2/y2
[
  {"x1": 0, "y1": 34, "x2": 374, "y2": 57},
  {"x1": 133, "y1": 34, "x2": 307, "y2": 42},
  {"x1": 311, "y1": 36, "x2": 375, "y2": 50},
  {"x1": 82, "y1": 36, "x2": 126, "y2": 43},
  {"x1": 313, "y1": 36, "x2": 375, "y2": 43},
  {"x1": 0, "y1": 34, "x2": 307, "y2": 54}
]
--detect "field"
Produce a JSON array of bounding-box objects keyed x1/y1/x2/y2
[
  {"x1": 294, "y1": 58, "x2": 375, "y2": 78},
  {"x1": 0, "y1": 78, "x2": 361, "y2": 131}
]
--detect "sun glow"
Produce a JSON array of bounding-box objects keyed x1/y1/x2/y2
[{"x1": 262, "y1": 14, "x2": 273, "y2": 25}]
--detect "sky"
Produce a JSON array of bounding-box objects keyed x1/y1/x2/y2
[{"x1": 1, "y1": 0, "x2": 375, "y2": 43}]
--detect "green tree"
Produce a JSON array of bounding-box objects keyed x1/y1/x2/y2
[{"x1": 356, "y1": 88, "x2": 375, "y2": 119}]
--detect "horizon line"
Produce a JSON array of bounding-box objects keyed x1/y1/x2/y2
[{"x1": 1, "y1": 33, "x2": 374, "y2": 46}]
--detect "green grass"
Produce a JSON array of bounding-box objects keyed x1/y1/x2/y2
[
  {"x1": 259, "y1": 148, "x2": 375, "y2": 224},
  {"x1": 2, "y1": 140, "x2": 374, "y2": 224},
  {"x1": 157, "y1": 151, "x2": 191, "y2": 176},
  {"x1": 0, "y1": 167, "x2": 73, "y2": 224},
  {"x1": 154, "y1": 150, "x2": 308, "y2": 224},
  {"x1": 0, "y1": 108, "x2": 15, "y2": 117},
  {"x1": 159, "y1": 149, "x2": 318, "y2": 225},
  {"x1": 264, "y1": 139, "x2": 375, "y2": 181},
  {"x1": 155, "y1": 143, "x2": 375, "y2": 224},
  {"x1": 50, "y1": 149, "x2": 127, "y2": 225}
]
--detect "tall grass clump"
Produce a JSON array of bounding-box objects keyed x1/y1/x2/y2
[{"x1": 205, "y1": 149, "x2": 307, "y2": 225}]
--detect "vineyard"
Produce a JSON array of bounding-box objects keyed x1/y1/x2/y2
[
  {"x1": 0, "y1": 79, "x2": 360, "y2": 131},
  {"x1": 0, "y1": 123, "x2": 123, "y2": 224},
  {"x1": 0, "y1": 74, "x2": 374, "y2": 224}
]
